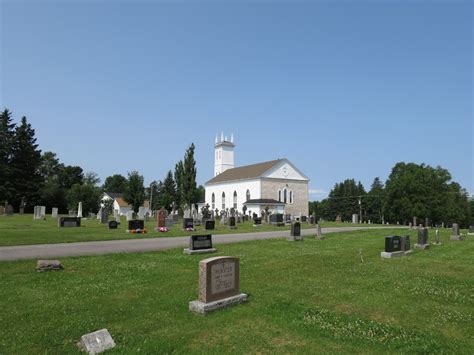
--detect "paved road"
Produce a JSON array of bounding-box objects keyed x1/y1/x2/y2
[{"x1": 0, "y1": 226, "x2": 407, "y2": 261}]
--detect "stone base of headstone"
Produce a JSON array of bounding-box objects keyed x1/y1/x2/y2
[
  {"x1": 36, "y1": 260, "x2": 63, "y2": 272},
  {"x1": 450, "y1": 235, "x2": 464, "y2": 241},
  {"x1": 288, "y1": 235, "x2": 303, "y2": 242},
  {"x1": 189, "y1": 293, "x2": 248, "y2": 314},
  {"x1": 183, "y1": 248, "x2": 217, "y2": 255},
  {"x1": 77, "y1": 329, "x2": 115, "y2": 354},
  {"x1": 415, "y1": 243, "x2": 430, "y2": 250},
  {"x1": 380, "y1": 251, "x2": 412, "y2": 259}
]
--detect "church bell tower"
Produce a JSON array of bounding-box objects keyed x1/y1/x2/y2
[{"x1": 214, "y1": 132, "x2": 235, "y2": 176}]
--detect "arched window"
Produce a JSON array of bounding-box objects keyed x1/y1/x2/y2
[
  {"x1": 246, "y1": 189, "x2": 251, "y2": 201},
  {"x1": 278, "y1": 190, "x2": 281, "y2": 202},
  {"x1": 222, "y1": 192, "x2": 226, "y2": 210},
  {"x1": 233, "y1": 191, "x2": 237, "y2": 209},
  {"x1": 284, "y1": 189, "x2": 287, "y2": 203},
  {"x1": 211, "y1": 193, "x2": 215, "y2": 210},
  {"x1": 289, "y1": 191, "x2": 293, "y2": 204}
]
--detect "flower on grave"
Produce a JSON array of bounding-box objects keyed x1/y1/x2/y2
[
  {"x1": 159, "y1": 227, "x2": 168, "y2": 232},
  {"x1": 185, "y1": 227, "x2": 194, "y2": 231}
]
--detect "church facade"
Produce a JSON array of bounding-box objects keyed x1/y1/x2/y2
[{"x1": 204, "y1": 134, "x2": 309, "y2": 217}]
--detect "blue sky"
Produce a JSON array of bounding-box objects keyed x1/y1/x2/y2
[{"x1": 1, "y1": 0, "x2": 472, "y2": 200}]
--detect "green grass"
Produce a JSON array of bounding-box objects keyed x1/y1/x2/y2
[
  {"x1": 0, "y1": 214, "x2": 394, "y2": 246},
  {"x1": 0, "y1": 228, "x2": 472, "y2": 354}
]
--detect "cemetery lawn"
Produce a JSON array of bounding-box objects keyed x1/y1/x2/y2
[
  {"x1": 1, "y1": 228, "x2": 473, "y2": 354},
  {"x1": 0, "y1": 215, "x2": 395, "y2": 246}
]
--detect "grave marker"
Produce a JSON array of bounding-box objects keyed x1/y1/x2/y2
[
  {"x1": 189, "y1": 256, "x2": 247, "y2": 314},
  {"x1": 184, "y1": 234, "x2": 216, "y2": 254},
  {"x1": 78, "y1": 329, "x2": 116, "y2": 354},
  {"x1": 288, "y1": 221, "x2": 302, "y2": 241},
  {"x1": 381, "y1": 235, "x2": 411, "y2": 258},
  {"x1": 450, "y1": 223, "x2": 463, "y2": 241},
  {"x1": 415, "y1": 228, "x2": 430, "y2": 249},
  {"x1": 108, "y1": 220, "x2": 118, "y2": 229},
  {"x1": 51, "y1": 207, "x2": 58, "y2": 218},
  {"x1": 58, "y1": 217, "x2": 81, "y2": 228},
  {"x1": 205, "y1": 219, "x2": 215, "y2": 230}
]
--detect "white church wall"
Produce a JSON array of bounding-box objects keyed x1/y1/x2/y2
[
  {"x1": 263, "y1": 160, "x2": 308, "y2": 181},
  {"x1": 205, "y1": 179, "x2": 260, "y2": 213}
]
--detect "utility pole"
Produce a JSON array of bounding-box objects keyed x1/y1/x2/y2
[
  {"x1": 149, "y1": 182, "x2": 154, "y2": 212},
  {"x1": 359, "y1": 197, "x2": 362, "y2": 224}
]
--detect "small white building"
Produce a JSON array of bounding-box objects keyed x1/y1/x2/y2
[
  {"x1": 101, "y1": 192, "x2": 151, "y2": 216},
  {"x1": 204, "y1": 133, "x2": 309, "y2": 216}
]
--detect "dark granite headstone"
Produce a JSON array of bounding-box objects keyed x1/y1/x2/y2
[
  {"x1": 301, "y1": 216, "x2": 307, "y2": 223},
  {"x1": 190, "y1": 234, "x2": 213, "y2": 250},
  {"x1": 228, "y1": 216, "x2": 236, "y2": 229},
  {"x1": 58, "y1": 217, "x2": 81, "y2": 228},
  {"x1": 183, "y1": 218, "x2": 194, "y2": 229},
  {"x1": 253, "y1": 217, "x2": 262, "y2": 225},
  {"x1": 205, "y1": 219, "x2": 215, "y2": 230},
  {"x1": 5, "y1": 204, "x2": 14, "y2": 215},
  {"x1": 417, "y1": 228, "x2": 429, "y2": 245},
  {"x1": 400, "y1": 235, "x2": 410, "y2": 251},
  {"x1": 385, "y1": 236, "x2": 401, "y2": 252},
  {"x1": 309, "y1": 215, "x2": 315, "y2": 224},
  {"x1": 108, "y1": 220, "x2": 118, "y2": 229},
  {"x1": 291, "y1": 222, "x2": 301, "y2": 237},
  {"x1": 128, "y1": 219, "x2": 144, "y2": 230},
  {"x1": 270, "y1": 213, "x2": 284, "y2": 226}
]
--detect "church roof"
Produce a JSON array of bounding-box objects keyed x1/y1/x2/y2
[{"x1": 206, "y1": 159, "x2": 282, "y2": 184}]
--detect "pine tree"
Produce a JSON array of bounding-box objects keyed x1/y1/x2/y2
[
  {"x1": 10, "y1": 116, "x2": 43, "y2": 208},
  {"x1": 366, "y1": 177, "x2": 385, "y2": 223},
  {"x1": 181, "y1": 143, "x2": 197, "y2": 206},
  {"x1": 0, "y1": 109, "x2": 16, "y2": 203},
  {"x1": 161, "y1": 170, "x2": 177, "y2": 211},
  {"x1": 174, "y1": 160, "x2": 184, "y2": 207}
]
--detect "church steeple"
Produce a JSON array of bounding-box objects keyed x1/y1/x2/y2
[{"x1": 214, "y1": 132, "x2": 235, "y2": 176}]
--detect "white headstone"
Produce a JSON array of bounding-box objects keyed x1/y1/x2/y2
[
  {"x1": 138, "y1": 206, "x2": 145, "y2": 219},
  {"x1": 40, "y1": 206, "x2": 46, "y2": 219},
  {"x1": 51, "y1": 207, "x2": 58, "y2": 218},
  {"x1": 352, "y1": 214, "x2": 358, "y2": 224},
  {"x1": 77, "y1": 202, "x2": 83, "y2": 218},
  {"x1": 126, "y1": 211, "x2": 134, "y2": 221},
  {"x1": 78, "y1": 329, "x2": 116, "y2": 354}
]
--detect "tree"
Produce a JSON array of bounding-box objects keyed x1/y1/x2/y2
[
  {"x1": 147, "y1": 180, "x2": 163, "y2": 211},
  {"x1": 123, "y1": 171, "x2": 145, "y2": 213},
  {"x1": 174, "y1": 160, "x2": 184, "y2": 207},
  {"x1": 67, "y1": 182, "x2": 101, "y2": 215},
  {"x1": 366, "y1": 177, "x2": 385, "y2": 224},
  {"x1": 326, "y1": 179, "x2": 366, "y2": 221},
  {"x1": 58, "y1": 165, "x2": 83, "y2": 189},
  {"x1": 83, "y1": 172, "x2": 101, "y2": 186},
  {"x1": 10, "y1": 116, "x2": 43, "y2": 208},
  {"x1": 161, "y1": 170, "x2": 177, "y2": 211},
  {"x1": 39, "y1": 152, "x2": 62, "y2": 181},
  {"x1": 0, "y1": 109, "x2": 16, "y2": 203},
  {"x1": 103, "y1": 174, "x2": 128, "y2": 193},
  {"x1": 181, "y1": 143, "x2": 197, "y2": 206}
]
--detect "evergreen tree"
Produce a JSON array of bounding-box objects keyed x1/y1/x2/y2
[
  {"x1": 10, "y1": 116, "x2": 43, "y2": 208},
  {"x1": 327, "y1": 179, "x2": 366, "y2": 221},
  {"x1": 123, "y1": 171, "x2": 145, "y2": 213},
  {"x1": 161, "y1": 170, "x2": 177, "y2": 211},
  {"x1": 103, "y1": 174, "x2": 128, "y2": 193},
  {"x1": 181, "y1": 143, "x2": 197, "y2": 206},
  {"x1": 174, "y1": 160, "x2": 184, "y2": 207},
  {"x1": 0, "y1": 109, "x2": 16, "y2": 203},
  {"x1": 58, "y1": 166, "x2": 83, "y2": 189},
  {"x1": 366, "y1": 177, "x2": 385, "y2": 223}
]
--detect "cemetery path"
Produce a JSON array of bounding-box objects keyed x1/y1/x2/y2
[{"x1": 0, "y1": 226, "x2": 407, "y2": 261}]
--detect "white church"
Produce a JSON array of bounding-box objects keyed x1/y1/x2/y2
[{"x1": 204, "y1": 133, "x2": 309, "y2": 217}]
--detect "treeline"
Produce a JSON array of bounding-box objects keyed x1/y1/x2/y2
[
  {"x1": 0, "y1": 109, "x2": 203, "y2": 214},
  {"x1": 310, "y1": 162, "x2": 473, "y2": 228}
]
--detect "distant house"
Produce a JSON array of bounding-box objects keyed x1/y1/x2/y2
[{"x1": 101, "y1": 192, "x2": 151, "y2": 216}]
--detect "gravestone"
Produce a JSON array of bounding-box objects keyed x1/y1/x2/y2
[
  {"x1": 413, "y1": 216, "x2": 417, "y2": 228},
  {"x1": 78, "y1": 329, "x2": 116, "y2": 354},
  {"x1": 126, "y1": 211, "x2": 134, "y2": 221},
  {"x1": 165, "y1": 217, "x2": 174, "y2": 227},
  {"x1": 433, "y1": 229, "x2": 442, "y2": 245},
  {"x1": 288, "y1": 221, "x2": 302, "y2": 241},
  {"x1": 100, "y1": 209, "x2": 108, "y2": 224},
  {"x1": 468, "y1": 226, "x2": 474, "y2": 236},
  {"x1": 127, "y1": 219, "x2": 144, "y2": 232},
  {"x1": 253, "y1": 217, "x2": 262, "y2": 226},
  {"x1": 156, "y1": 208, "x2": 166, "y2": 230},
  {"x1": 400, "y1": 235, "x2": 411, "y2": 252},
  {"x1": 19, "y1": 207, "x2": 24, "y2": 214},
  {"x1": 51, "y1": 207, "x2": 58, "y2": 218},
  {"x1": 0, "y1": 206, "x2": 4, "y2": 215},
  {"x1": 425, "y1": 217, "x2": 429, "y2": 228},
  {"x1": 335, "y1": 215, "x2": 342, "y2": 223},
  {"x1": 184, "y1": 234, "x2": 216, "y2": 254},
  {"x1": 352, "y1": 214, "x2": 358, "y2": 224},
  {"x1": 450, "y1": 223, "x2": 463, "y2": 241},
  {"x1": 77, "y1": 202, "x2": 83, "y2": 218},
  {"x1": 270, "y1": 213, "x2": 284, "y2": 226},
  {"x1": 34, "y1": 206, "x2": 46, "y2": 220},
  {"x1": 189, "y1": 256, "x2": 247, "y2": 314},
  {"x1": 108, "y1": 220, "x2": 118, "y2": 229},
  {"x1": 301, "y1": 215, "x2": 307, "y2": 223},
  {"x1": 309, "y1": 215, "x2": 315, "y2": 225},
  {"x1": 285, "y1": 214, "x2": 292, "y2": 224},
  {"x1": 58, "y1": 217, "x2": 81, "y2": 228},
  {"x1": 316, "y1": 223, "x2": 324, "y2": 240},
  {"x1": 113, "y1": 209, "x2": 120, "y2": 220},
  {"x1": 138, "y1": 206, "x2": 146, "y2": 220},
  {"x1": 36, "y1": 260, "x2": 63, "y2": 272},
  {"x1": 5, "y1": 204, "x2": 13, "y2": 215},
  {"x1": 183, "y1": 218, "x2": 194, "y2": 230},
  {"x1": 228, "y1": 216, "x2": 236, "y2": 229},
  {"x1": 415, "y1": 228, "x2": 430, "y2": 249},
  {"x1": 205, "y1": 219, "x2": 215, "y2": 230}
]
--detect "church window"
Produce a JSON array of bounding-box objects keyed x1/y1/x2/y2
[
  {"x1": 211, "y1": 193, "x2": 215, "y2": 210},
  {"x1": 246, "y1": 189, "x2": 251, "y2": 201},
  {"x1": 222, "y1": 192, "x2": 226, "y2": 210},
  {"x1": 284, "y1": 189, "x2": 287, "y2": 203},
  {"x1": 233, "y1": 191, "x2": 237, "y2": 209},
  {"x1": 278, "y1": 190, "x2": 281, "y2": 202},
  {"x1": 289, "y1": 191, "x2": 293, "y2": 204}
]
